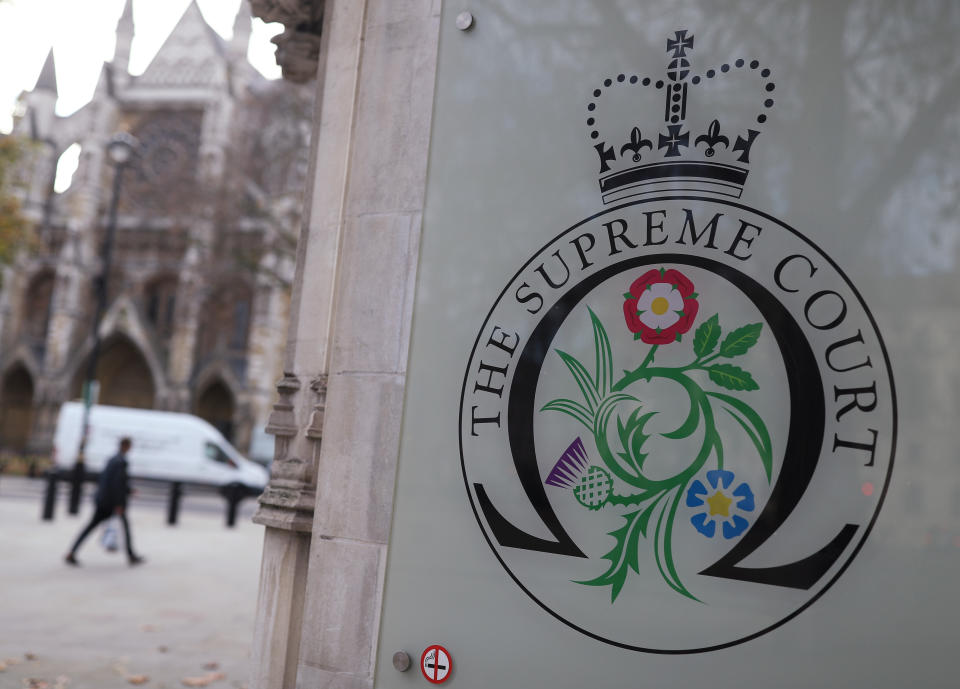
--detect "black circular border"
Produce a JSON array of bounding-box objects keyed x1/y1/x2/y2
[{"x1": 457, "y1": 195, "x2": 898, "y2": 654}]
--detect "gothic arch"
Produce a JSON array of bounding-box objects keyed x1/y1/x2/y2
[
  {"x1": 62, "y1": 296, "x2": 169, "y2": 404},
  {"x1": 0, "y1": 348, "x2": 42, "y2": 386},
  {"x1": 70, "y1": 334, "x2": 156, "y2": 409},
  {"x1": 0, "y1": 364, "x2": 36, "y2": 452},
  {"x1": 195, "y1": 378, "x2": 236, "y2": 441}
]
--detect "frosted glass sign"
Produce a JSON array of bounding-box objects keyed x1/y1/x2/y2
[
  {"x1": 378, "y1": 3, "x2": 958, "y2": 687},
  {"x1": 460, "y1": 201, "x2": 895, "y2": 652}
]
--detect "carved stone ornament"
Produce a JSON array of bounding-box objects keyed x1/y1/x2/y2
[
  {"x1": 248, "y1": 0, "x2": 323, "y2": 83},
  {"x1": 254, "y1": 372, "x2": 317, "y2": 532},
  {"x1": 306, "y1": 373, "x2": 327, "y2": 440}
]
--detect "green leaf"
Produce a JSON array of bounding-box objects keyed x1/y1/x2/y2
[
  {"x1": 693, "y1": 313, "x2": 721, "y2": 358},
  {"x1": 706, "y1": 363, "x2": 759, "y2": 391},
  {"x1": 556, "y1": 349, "x2": 600, "y2": 411},
  {"x1": 540, "y1": 398, "x2": 594, "y2": 430},
  {"x1": 595, "y1": 394, "x2": 644, "y2": 483},
  {"x1": 576, "y1": 509, "x2": 647, "y2": 602},
  {"x1": 589, "y1": 307, "x2": 614, "y2": 398},
  {"x1": 653, "y1": 489, "x2": 699, "y2": 601},
  {"x1": 636, "y1": 499, "x2": 659, "y2": 538},
  {"x1": 718, "y1": 322, "x2": 763, "y2": 358},
  {"x1": 614, "y1": 407, "x2": 655, "y2": 475},
  {"x1": 707, "y1": 391, "x2": 774, "y2": 481},
  {"x1": 628, "y1": 416, "x2": 655, "y2": 471}
]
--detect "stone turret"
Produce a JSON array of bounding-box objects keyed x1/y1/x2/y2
[
  {"x1": 230, "y1": 1, "x2": 253, "y2": 64},
  {"x1": 26, "y1": 49, "x2": 58, "y2": 140},
  {"x1": 113, "y1": 0, "x2": 134, "y2": 88}
]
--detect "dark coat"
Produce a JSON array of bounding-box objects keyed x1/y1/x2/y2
[{"x1": 95, "y1": 452, "x2": 130, "y2": 510}]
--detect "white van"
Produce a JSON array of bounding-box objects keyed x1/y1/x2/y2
[{"x1": 52, "y1": 402, "x2": 269, "y2": 492}]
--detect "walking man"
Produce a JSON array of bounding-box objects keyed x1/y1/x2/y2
[{"x1": 65, "y1": 437, "x2": 144, "y2": 566}]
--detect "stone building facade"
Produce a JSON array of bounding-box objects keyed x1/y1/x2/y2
[{"x1": 0, "y1": 0, "x2": 310, "y2": 457}]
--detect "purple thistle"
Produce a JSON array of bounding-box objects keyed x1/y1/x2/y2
[{"x1": 545, "y1": 437, "x2": 590, "y2": 488}]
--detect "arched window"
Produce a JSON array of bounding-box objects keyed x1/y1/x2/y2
[
  {"x1": 143, "y1": 275, "x2": 178, "y2": 341},
  {"x1": 53, "y1": 142, "x2": 81, "y2": 194},
  {"x1": 21, "y1": 271, "x2": 55, "y2": 346},
  {"x1": 196, "y1": 282, "x2": 252, "y2": 368}
]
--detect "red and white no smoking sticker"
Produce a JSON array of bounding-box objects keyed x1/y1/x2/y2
[{"x1": 420, "y1": 645, "x2": 452, "y2": 684}]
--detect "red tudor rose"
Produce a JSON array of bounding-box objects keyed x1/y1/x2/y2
[{"x1": 623, "y1": 268, "x2": 700, "y2": 345}]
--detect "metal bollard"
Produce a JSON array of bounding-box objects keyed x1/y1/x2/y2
[
  {"x1": 67, "y1": 463, "x2": 84, "y2": 515},
  {"x1": 42, "y1": 471, "x2": 58, "y2": 521},
  {"x1": 167, "y1": 482, "x2": 182, "y2": 526}
]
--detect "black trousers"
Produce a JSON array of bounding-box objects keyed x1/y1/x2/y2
[{"x1": 69, "y1": 505, "x2": 136, "y2": 561}]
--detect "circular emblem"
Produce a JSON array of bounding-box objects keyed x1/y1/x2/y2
[
  {"x1": 459, "y1": 198, "x2": 896, "y2": 653},
  {"x1": 420, "y1": 645, "x2": 452, "y2": 684}
]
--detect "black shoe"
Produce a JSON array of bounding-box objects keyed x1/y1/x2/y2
[
  {"x1": 129, "y1": 555, "x2": 146, "y2": 566},
  {"x1": 64, "y1": 553, "x2": 80, "y2": 566}
]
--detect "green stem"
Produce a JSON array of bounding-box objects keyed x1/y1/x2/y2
[
  {"x1": 639, "y1": 344, "x2": 658, "y2": 370},
  {"x1": 685, "y1": 352, "x2": 721, "y2": 370},
  {"x1": 600, "y1": 367, "x2": 720, "y2": 490},
  {"x1": 654, "y1": 487, "x2": 700, "y2": 601},
  {"x1": 607, "y1": 489, "x2": 663, "y2": 507}
]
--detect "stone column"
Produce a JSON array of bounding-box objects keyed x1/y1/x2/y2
[
  {"x1": 245, "y1": 255, "x2": 290, "y2": 428},
  {"x1": 44, "y1": 222, "x2": 91, "y2": 377},
  {"x1": 0, "y1": 265, "x2": 26, "y2": 355},
  {"x1": 248, "y1": 1, "x2": 439, "y2": 688},
  {"x1": 246, "y1": 0, "x2": 332, "y2": 684},
  {"x1": 166, "y1": 244, "x2": 205, "y2": 412}
]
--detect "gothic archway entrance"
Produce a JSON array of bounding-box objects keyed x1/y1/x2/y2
[
  {"x1": 195, "y1": 379, "x2": 235, "y2": 441},
  {"x1": 72, "y1": 336, "x2": 156, "y2": 409},
  {"x1": 0, "y1": 365, "x2": 36, "y2": 452}
]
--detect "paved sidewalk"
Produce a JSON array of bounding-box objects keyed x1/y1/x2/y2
[{"x1": 0, "y1": 485, "x2": 264, "y2": 689}]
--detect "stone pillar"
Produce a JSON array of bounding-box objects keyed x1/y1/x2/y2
[
  {"x1": 166, "y1": 244, "x2": 205, "y2": 412},
  {"x1": 247, "y1": 0, "x2": 332, "y2": 682},
  {"x1": 44, "y1": 99, "x2": 119, "y2": 378},
  {"x1": 245, "y1": 256, "x2": 290, "y2": 427},
  {"x1": 0, "y1": 265, "x2": 26, "y2": 355},
  {"x1": 44, "y1": 222, "x2": 92, "y2": 377},
  {"x1": 247, "y1": 1, "x2": 440, "y2": 687}
]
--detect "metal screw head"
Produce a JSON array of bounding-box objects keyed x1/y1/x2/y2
[
  {"x1": 456, "y1": 11, "x2": 474, "y2": 31},
  {"x1": 392, "y1": 651, "x2": 411, "y2": 672}
]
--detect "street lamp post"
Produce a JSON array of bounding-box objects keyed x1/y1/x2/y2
[{"x1": 67, "y1": 133, "x2": 139, "y2": 515}]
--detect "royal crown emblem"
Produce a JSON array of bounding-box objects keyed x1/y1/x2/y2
[{"x1": 589, "y1": 30, "x2": 776, "y2": 203}]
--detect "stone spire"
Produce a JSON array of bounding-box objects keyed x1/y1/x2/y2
[
  {"x1": 26, "y1": 48, "x2": 58, "y2": 138},
  {"x1": 137, "y1": 0, "x2": 231, "y2": 88},
  {"x1": 230, "y1": 0, "x2": 253, "y2": 62},
  {"x1": 114, "y1": 0, "x2": 134, "y2": 79},
  {"x1": 35, "y1": 49, "x2": 58, "y2": 95}
]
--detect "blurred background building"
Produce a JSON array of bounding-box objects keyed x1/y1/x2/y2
[{"x1": 0, "y1": 0, "x2": 311, "y2": 459}]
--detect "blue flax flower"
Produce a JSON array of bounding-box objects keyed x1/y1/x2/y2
[{"x1": 686, "y1": 469, "x2": 755, "y2": 539}]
